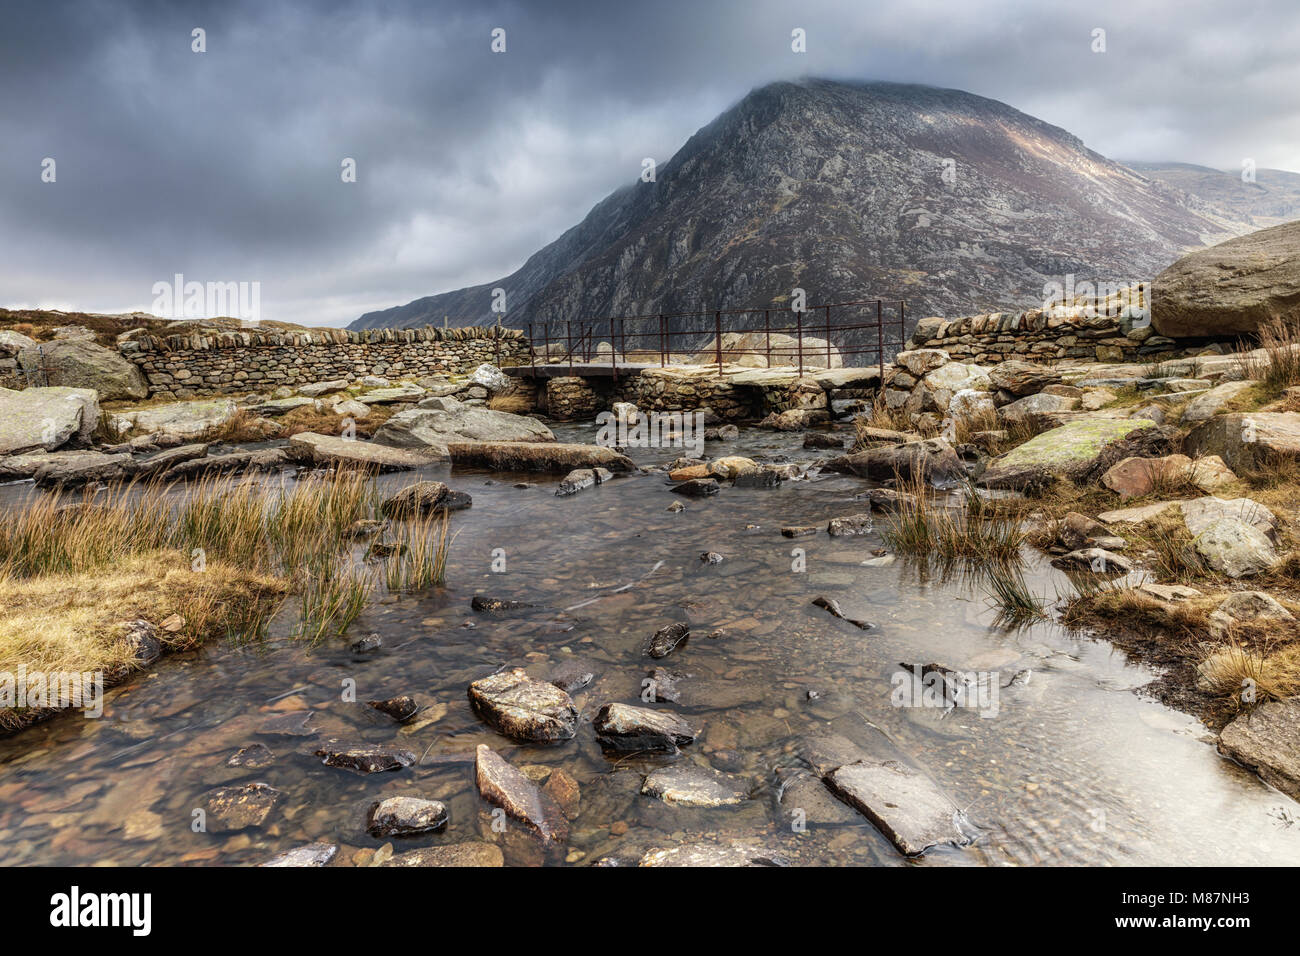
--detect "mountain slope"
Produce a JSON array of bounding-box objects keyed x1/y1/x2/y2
[
  {"x1": 1123, "y1": 161, "x2": 1300, "y2": 229},
  {"x1": 352, "y1": 79, "x2": 1253, "y2": 336}
]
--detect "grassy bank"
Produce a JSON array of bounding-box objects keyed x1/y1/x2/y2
[{"x1": 0, "y1": 472, "x2": 453, "y2": 732}]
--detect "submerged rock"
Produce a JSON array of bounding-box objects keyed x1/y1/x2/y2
[
  {"x1": 639, "y1": 843, "x2": 781, "y2": 867},
  {"x1": 826, "y1": 513, "x2": 873, "y2": 536},
  {"x1": 641, "y1": 765, "x2": 750, "y2": 807},
  {"x1": 471, "y1": 595, "x2": 541, "y2": 612},
  {"x1": 367, "y1": 796, "x2": 449, "y2": 836},
  {"x1": 825, "y1": 760, "x2": 969, "y2": 857},
  {"x1": 227, "y1": 743, "x2": 275, "y2": 769},
  {"x1": 647, "y1": 622, "x2": 690, "y2": 659},
  {"x1": 368, "y1": 696, "x2": 419, "y2": 722},
  {"x1": 260, "y1": 842, "x2": 338, "y2": 867},
  {"x1": 381, "y1": 842, "x2": 505, "y2": 867},
  {"x1": 467, "y1": 667, "x2": 578, "y2": 742},
  {"x1": 812, "y1": 596, "x2": 876, "y2": 630},
  {"x1": 202, "y1": 782, "x2": 284, "y2": 832},
  {"x1": 825, "y1": 438, "x2": 965, "y2": 487},
  {"x1": 1049, "y1": 548, "x2": 1133, "y2": 573},
  {"x1": 593, "y1": 702, "x2": 698, "y2": 752},
  {"x1": 474, "y1": 745, "x2": 569, "y2": 843}
]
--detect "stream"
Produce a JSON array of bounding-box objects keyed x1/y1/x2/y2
[{"x1": 1, "y1": 423, "x2": 1297, "y2": 866}]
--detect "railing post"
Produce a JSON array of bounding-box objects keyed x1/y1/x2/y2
[
  {"x1": 714, "y1": 309, "x2": 722, "y2": 372},
  {"x1": 876, "y1": 300, "x2": 884, "y2": 384},
  {"x1": 567, "y1": 320, "x2": 574, "y2": 376},
  {"x1": 796, "y1": 309, "x2": 804, "y2": 375},
  {"x1": 659, "y1": 314, "x2": 665, "y2": 367},
  {"x1": 611, "y1": 318, "x2": 618, "y2": 383},
  {"x1": 529, "y1": 322, "x2": 537, "y2": 379},
  {"x1": 900, "y1": 300, "x2": 906, "y2": 353},
  {"x1": 825, "y1": 304, "x2": 832, "y2": 368},
  {"x1": 764, "y1": 308, "x2": 771, "y2": 367}
]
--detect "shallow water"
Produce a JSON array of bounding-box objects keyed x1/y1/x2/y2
[{"x1": 1, "y1": 424, "x2": 1297, "y2": 866}]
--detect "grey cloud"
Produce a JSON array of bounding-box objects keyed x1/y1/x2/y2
[{"x1": 1, "y1": 0, "x2": 1297, "y2": 325}]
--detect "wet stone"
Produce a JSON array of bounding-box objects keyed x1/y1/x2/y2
[
  {"x1": 826, "y1": 513, "x2": 873, "y2": 537},
  {"x1": 700, "y1": 551, "x2": 724, "y2": 564},
  {"x1": 313, "y1": 743, "x2": 416, "y2": 775},
  {"x1": 380, "y1": 842, "x2": 504, "y2": 867},
  {"x1": 641, "y1": 764, "x2": 750, "y2": 807},
  {"x1": 368, "y1": 696, "x2": 419, "y2": 722},
  {"x1": 471, "y1": 595, "x2": 541, "y2": 613},
  {"x1": 781, "y1": 525, "x2": 818, "y2": 538},
  {"x1": 350, "y1": 633, "x2": 382, "y2": 653},
  {"x1": 548, "y1": 658, "x2": 597, "y2": 694},
  {"x1": 202, "y1": 782, "x2": 284, "y2": 832},
  {"x1": 812, "y1": 596, "x2": 876, "y2": 630},
  {"x1": 777, "y1": 769, "x2": 864, "y2": 828},
  {"x1": 542, "y1": 768, "x2": 582, "y2": 821},
  {"x1": 474, "y1": 745, "x2": 569, "y2": 844},
  {"x1": 639, "y1": 843, "x2": 781, "y2": 867},
  {"x1": 260, "y1": 842, "x2": 337, "y2": 867},
  {"x1": 467, "y1": 667, "x2": 578, "y2": 742},
  {"x1": 671, "y1": 478, "x2": 720, "y2": 497},
  {"x1": 256, "y1": 711, "x2": 317, "y2": 737},
  {"x1": 647, "y1": 622, "x2": 690, "y2": 659},
  {"x1": 825, "y1": 760, "x2": 969, "y2": 857},
  {"x1": 593, "y1": 702, "x2": 698, "y2": 753},
  {"x1": 367, "y1": 796, "x2": 449, "y2": 837},
  {"x1": 226, "y1": 743, "x2": 275, "y2": 769}
]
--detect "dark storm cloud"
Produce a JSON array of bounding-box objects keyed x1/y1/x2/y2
[{"x1": 2, "y1": 0, "x2": 1297, "y2": 325}]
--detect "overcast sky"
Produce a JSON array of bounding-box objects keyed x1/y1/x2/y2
[{"x1": 3, "y1": 0, "x2": 1298, "y2": 327}]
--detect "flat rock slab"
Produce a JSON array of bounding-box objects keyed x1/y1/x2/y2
[
  {"x1": 474, "y1": 745, "x2": 569, "y2": 844},
  {"x1": 1218, "y1": 700, "x2": 1300, "y2": 800},
  {"x1": 106, "y1": 398, "x2": 238, "y2": 440},
  {"x1": 288, "y1": 432, "x2": 442, "y2": 470},
  {"x1": 380, "y1": 842, "x2": 505, "y2": 867},
  {"x1": 779, "y1": 770, "x2": 865, "y2": 827},
  {"x1": 979, "y1": 418, "x2": 1154, "y2": 489},
  {"x1": 1184, "y1": 412, "x2": 1300, "y2": 471},
  {"x1": 825, "y1": 760, "x2": 968, "y2": 857},
  {"x1": 467, "y1": 667, "x2": 578, "y2": 742},
  {"x1": 261, "y1": 842, "x2": 338, "y2": 867},
  {"x1": 446, "y1": 441, "x2": 634, "y2": 473},
  {"x1": 641, "y1": 765, "x2": 750, "y2": 807},
  {"x1": 594, "y1": 702, "x2": 697, "y2": 752}
]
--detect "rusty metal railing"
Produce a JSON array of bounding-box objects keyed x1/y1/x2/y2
[{"x1": 523, "y1": 298, "x2": 907, "y2": 381}]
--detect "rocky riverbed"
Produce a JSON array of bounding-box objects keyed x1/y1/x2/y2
[{"x1": 1, "y1": 422, "x2": 1297, "y2": 866}]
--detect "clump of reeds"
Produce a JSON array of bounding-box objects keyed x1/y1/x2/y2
[
  {"x1": 880, "y1": 473, "x2": 1027, "y2": 566},
  {"x1": 982, "y1": 562, "x2": 1048, "y2": 624},
  {"x1": 382, "y1": 511, "x2": 455, "y2": 591},
  {"x1": 1238, "y1": 313, "x2": 1300, "y2": 396},
  {"x1": 295, "y1": 554, "x2": 373, "y2": 644}
]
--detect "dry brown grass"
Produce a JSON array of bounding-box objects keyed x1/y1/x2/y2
[
  {"x1": 1238, "y1": 313, "x2": 1300, "y2": 398},
  {"x1": 857, "y1": 395, "x2": 915, "y2": 436},
  {"x1": 487, "y1": 390, "x2": 535, "y2": 415},
  {"x1": 880, "y1": 472, "x2": 1027, "y2": 565}
]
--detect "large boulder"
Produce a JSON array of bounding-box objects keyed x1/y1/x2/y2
[
  {"x1": 979, "y1": 418, "x2": 1156, "y2": 489},
  {"x1": 1180, "y1": 380, "x2": 1257, "y2": 423},
  {"x1": 18, "y1": 339, "x2": 147, "y2": 400},
  {"x1": 997, "y1": 391, "x2": 1079, "y2": 424},
  {"x1": 1184, "y1": 412, "x2": 1300, "y2": 471},
  {"x1": 374, "y1": 399, "x2": 554, "y2": 454},
  {"x1": 287, "y1": 432, "x2": 441, "y2": 470},
  {"x1": 1152, "y1": 220, "x2": 1300, "y2": 337},
  {"x1": 106, "y1": 398, "x2": 238, "y2": 440},
  {"x1": 0, "y1": 386, "x2": 100, "y2": 454},
  {"x1": 987, "y1": 360, "x2": 1062, "y2": 397},
  {"x1": 1218, "y1": 699, "x2": 1300, "y2": 800}
]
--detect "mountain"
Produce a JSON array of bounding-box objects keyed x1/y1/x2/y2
[
  {"x1": 1122, "y1": 161, "x2": 1300, "y2": 229},
  {"x1": 351, "y1": 79, "x2": 1254, "y2": 339}
]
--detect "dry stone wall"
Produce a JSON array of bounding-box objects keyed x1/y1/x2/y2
[
  {"x1": 119, "y1": 325, "x2": 530, "y2": 398},
  {"x1": 907, "y1": 308, "x2": 1180, "y2": 365}
]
